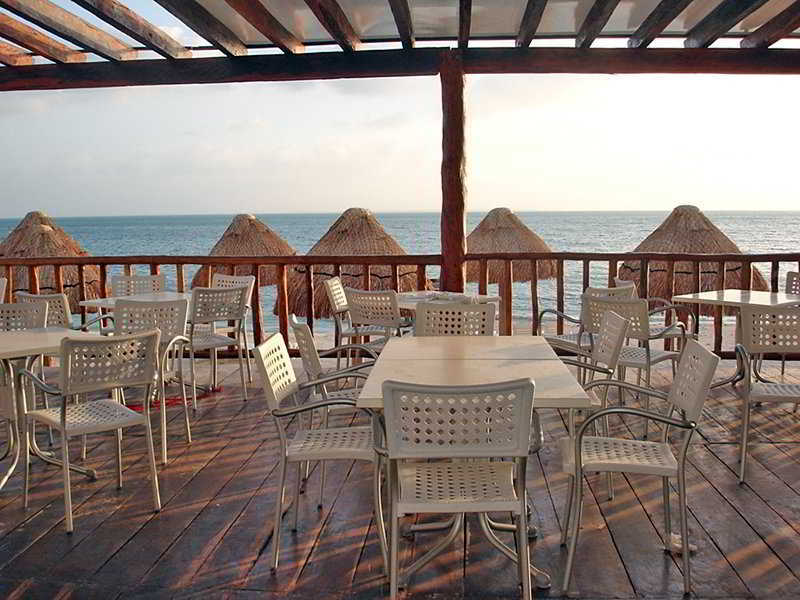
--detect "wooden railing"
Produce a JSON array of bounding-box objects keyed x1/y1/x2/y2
[{"x1": 2, "y1": 251, "x2": 799, "y2": 358}]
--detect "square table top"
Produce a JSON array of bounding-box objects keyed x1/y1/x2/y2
[
  {"x1": 377, "y1": 335, "x2": 558, "y2": 361},
  {"x1": 357, "y1": 336, "x2": 590, "y2": 410},
  {"x1": 672, "y1": 289, "x2": 800, "y2": 308},
  {"x1": 0, "y1": 328, "x2": 101, "y2": 360},
  {"x1": 395, "y1": 290, "x2": 500, "y2": 312},
  {"x1": 79, "y1": 291, "x2": 192, "y2": 310}
]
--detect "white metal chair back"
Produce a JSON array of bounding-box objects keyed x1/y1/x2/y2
[
  {"x1": 583, "y1": 295, "x2": 649, "y2": 340},
  {"x1": 324, "y1": 277, "x2": 349, "y2": 314},
  {"x1": 786, "y1": 271, "x2": 800, "y2": 295},
  {"x1": 253, "y1": 333, "x2": 300, "y2": 412},
  {"x1": 345, "y1": 289, "x2": 401, "y2": 329},
  {"x1": 0, "y1": 302, "x2": 48, "y2": 331},
  {"x1": 111, "y1": 274, "x2": 166, "y2": 297},
  {"x1": 190, "y1": 286, "x2": 249, "y2": 324},
  {"x1": 591, "y1": 311, "x2": 629, "y2": 370},
  {"x1": 212, "y1": 273, "x2": 255, "y2": 307},
  {"x1": 739, "y1": 305, "x2": 800, "y2": 357},
  {"x1": 579, "y1": 284, "x2": 637, "y2": 323},
  {"x1": 665, "y1": 338, "x2": 719, "y2": 423},
  {"x1": 16, "y1": 292, "x2": 71, "y2": 328},
  {"x1": 114, "y1": 299, "x2": 188, "y2": 342},
  {"x1": 381, "y1": 378, "x2": 534, "y2": 460},
  {"x1": 613, "y1": 277, "x2": 636, "y2": 290},
  {"x1": 59, "y1": 330, "x2": 161, "y2": 396},
  {"x1": 289, "y1": 314, "x2": 324, "y2": 380},
  {"x1": 0, "y1": 277, "x2": 5, "y2": 302},
  {"x1": 414, "y1": 301, "x2": 496, "y2": 336}
]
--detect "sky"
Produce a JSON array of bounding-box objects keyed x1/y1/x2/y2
[{"x1": 1, "y1": 2, "x2": 799, "y2": 218}]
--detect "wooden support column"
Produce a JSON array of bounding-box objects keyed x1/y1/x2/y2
[
  {"x1": 439, "y1": 51, "x2": 466, "y2": 293},
  {"x1": 530, "y1": 260, "x2": 539, "y2": 335},
  {"x1": 276, "y1": 264, "x2": 288, "y2": 345},
  {"x1": 251, "y1": 263, "x2": 263, "y2": 346},
  {"x1": 500, "y1": 260, "x2": 513, "y2": 335},
  {"x1": 305, "y1": 265, "x2": 315, "y2": 332}
]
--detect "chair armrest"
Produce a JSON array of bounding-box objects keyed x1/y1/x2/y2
[
  {"x1": 18, "y1": 368, "x2": 62, "y2": 396},
  {"x1": 576, "y1": 406, "x2": 695, "y2": 440},
  {"x1": 273, "y1": 398, "x2": 374, "y2": 419},
  {"x1": 538, "y1": 309, "x2": 581, "y2": 326},
  {"x1": 583, "y1": 379, "x2": 669, "y2": 401},
  {"x1": 318, "y1": 343, "x2": 379, "y2": 361},
  {"x1": 77, "y1": 314, "x2": 114, "y2": 330},
  {"x1": 319, "y1": 362, "x2": 376, "y2": 378},
  {"x1": 560, "y1": 358, "x2": 614, "y2": 378},
  {"x1": 298, "y1": 371, "x2": 368, "y2": 390},
  {"x1": 648, "y1": 321, "x2": 685, "y2": 341}
]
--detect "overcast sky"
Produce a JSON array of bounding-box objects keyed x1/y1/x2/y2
[{"x1": 1, "y1": 3, "x2": 799, "y2": 218}]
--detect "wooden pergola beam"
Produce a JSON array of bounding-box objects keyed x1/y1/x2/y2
[
  {"x1": 0, "y1": 0, "x2": 136, "y2": 61},
  {"x1": 685, "y1": 0, "x2": 770, "y2": 48},
  {"x1": 71, "y1": 0, "x2": 190, "y2": 59},
  {"x1": 0, "y1": 40, "x2": 33, "y2": 66},
  {"x1": 0, "y1": 13, "x2": 86, "y2": 63},
  {"x1": 458, "y1": 0, "x2": 472, "y2": 49},
  {"x1": 222, "y1": 0, "x2": 303, "y2": 54},
  {"x1": 304, "y1": 0, "x2": 360, "y2": 52},
  {"x1": 628, "y1": 0, "x2": 694, "y2": 49},
  {"x1": 387, "y1": 0, "x2": 414, "y2": 49},
  {"x1": 516, "y1": 0, "x2": 548, "y2": 48},
  {"x1": 741, "y1": 1, "x2": 800, "y2": 49},
  {"x1": 152, "y1": 0, "x2": 246, "y2": 57},
  {"x1": 576, "y1": 0, "x2": 622, "y2": 48}
]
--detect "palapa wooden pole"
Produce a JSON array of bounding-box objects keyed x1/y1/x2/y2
[
  {"x1": 176, "y1": 264, "x2": 185, "y2": 292},
  {"x1": 501, "y1": 260, "x2": 513, "y2": 335},
  {"x1": 478, "y1": 259, "x2": 488, "y2": 295},
  {"x1": 439, "y1": 50, "x2": 466, "y2": 292},
  {"x1": 305, "y1": 265, "x2": 315, "y2": 332},
  {"x1": 416, "y1": 264, "x2": 426, "y2": 291},
  {"x1": 530, "y1": 260, "x2": 539, "y2": 335},
  {"x1": 28, "y1": 265, "x2": 39, "y2": 294},
  {"x1": 276, "y1": 264, "x2": 289, "y2": 345},
  {"x1": 608, "y1": 260, "x2": 617, "y2": 286},
  {"x1": 251, "y1": 263, "x2": 263, "y2": 346},
  {"x1": 5, "y1": 266, "x2": 12, "y2": 302}
]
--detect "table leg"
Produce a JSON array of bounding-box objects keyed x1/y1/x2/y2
[
  {"x1": 710, "y1": 310, "x2": 743, "y2": 389},
  {"x1": 478, "y1": 513, "x2": 551, "y2": 589}
]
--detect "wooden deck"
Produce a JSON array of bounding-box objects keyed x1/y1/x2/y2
[{"x1": 1, "y1": 358, "x2": 799, "y2": 599}]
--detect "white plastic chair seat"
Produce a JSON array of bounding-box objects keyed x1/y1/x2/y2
[
  {"x1": 544, "y1": 332, "x2": 591, "y2": 352},
  {"x1": 656, "y1": 327, "x2": 698, "y2": 340},
  {"x1": 559, "y1": 435, "x2": 678, "y2": 477},
  {"x1": 738, "y1": 382, "x2": 800, "y2": 403},
  {"x1": 28, "y1": 398, "x2": 145, "y2": 436},
  {"x1": 287, "y1": 425, "x2": 374, "y2": 462},
  {"x1": 309, "y1": 386, "x2": 362, "y2": 402},
  {"x1": 396, "y1": 460, "x2": 519, "y2": 514},
  {"x1": 618, "y1": 346, "x2": 679, "y2": 369},
  {"x1": 190, "y1": 331, "x2": 241, "y2": 351},
  {"x1": 340, "y1": 324, "x2": 392, "y2": 339}
]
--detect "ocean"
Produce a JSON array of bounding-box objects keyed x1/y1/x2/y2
[{"x1": 2, "y1": 211, "x2": 799, "y2": 333}]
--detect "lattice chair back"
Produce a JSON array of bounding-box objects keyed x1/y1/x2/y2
[
  {"x1": 289, "y1": 314, "x2": 324, "y2": 380},
  {"x1": 345, "y1": 289, "x2": 401, "y2": 329},
  {"x1": 579, "y1": 284, "x2": 636, "y2": 323},
  {"x1": 0, "y1": 277, "x2": 6, "y2": 302},
  {"x1": 110, "y1": 274, "x2": 166, "y2": 297},
  {"x1": 382, "y1": 378, "x2": 534, "y2": 460},
  {"x1": 0, "y1": 302, "x2": 48, "y2": 331},
  {"x1": 212, "y1": 273, "x2": 255, "y2": 307},
  {"x1": 59, "y1": 330, "x2": 161, "y2": 396},
  {"x1": 190, "y1": 286, "x2": 249, "y2": 324},
  {"x1": 786, "y1": 271, "x2": 800, "y2": 295},
  {"x1": 114, "y1": 299, "x2": 188, "y2": 343},
  {"x1": 253, "y1": 333, "x2": 300, "y2": 412},
  {"x1": 324, "y1": 277, "x2": 349, "y2": 314},
  {"x1": 739, "y1": 305, "x2": 800, "y2": 356},
  {"x1": 414, "y1": 302, "x2": 496, "y2": 336},
  {"x1": 16, "y1": 292, "x2": 71, "y2": 328},
  {"x1": 666, "y1": 339, "x2": 718, "y2": 423},
  {"x1": 614, "y1": 277, "x2": 637, "y2": 291},
  {"x1": 592, "y1": 311, "x2": 630, "y2": 370},
  {"x1": 583, "y1": 295, "x2": 649, "y2": 340}
]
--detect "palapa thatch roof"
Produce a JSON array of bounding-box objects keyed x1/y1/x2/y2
[
  {"x1": 0, "y1": 211, "x2": 102, "y2": 312},
  {"x1": 465, "y1": 208, "x2": 556, "y2": 283},
  {"x1": 280, "y1": 208, "x2": 430, "y2": 318},
  {"x1": 618, "y1": 205, "x2": 767, "y2": 315},
  {"x1": 191, "y1": 214, "x2": 295, "y2": 287}
]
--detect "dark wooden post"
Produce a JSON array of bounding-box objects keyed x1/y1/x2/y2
[
  {"x1": 608, "y1": 260, "x2": 617, "y2": 286},
  {"x1": 556, "y1": 259, "x2": 565, "y2": 334},
  {"x1": 692, "y1": 260, "x2": 701, "y2": 335},
  {"x1": 305, "y1": 265, "x2": 315, "y2": 332},
  {"x1": 500, "y1": 260, "x2": 513, "y2": 335},
  {"x1": 530, "y1": 260, "x2": 539, "y2": 335},
  {"x1": 714, "y1": 261, "x2": 724, "y2": 354},
  {"x1": 54, "y1": 265, "x2": 64, "y2": 294},
  {"x1": 771, "y1": 260, "x2": 779, "y2": 292},
  {"x1": 78, "y1": 264, "x2": 87, "y2": 325},
  {"x1": 176, "y1": 264, "x2": 185, "y2": 292},
  {"x1": 391, "y1": 265, "x2": 400, "y2": 292},
  {"x1": 276, "y1": 264, "x2": 288, "y2": 345},
  {"x1": 439, "y1": 50, "x2": 466, "y2": 292},
  {"x1": 251, "y1": 263, "x2": 263, "y2": 346},
  {"x1": 581, "y1": 259, "x2": 590, "y2": 291},
  {"x1": 28, "y1": 266, "x2": 39, "y2": 294},
  {"x1": 150, "y1": 263, "x2": 159, "y2": 275},
  {"x1": 664, "y1": 259, "x2": 675, "y2": 350},
  {"x1": 478, "y1": 259, "x2": 488, "y2": 295},
  {"x1": 5, "y1": 266, "x2": 13, "y2": 302},
  {"x1": 417, "y1": 264, "x2": 426, "y2": 291}
]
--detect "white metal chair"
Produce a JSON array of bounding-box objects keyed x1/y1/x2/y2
[
  {"x1": 19, "y1": 330, "x2": 163, "y2": 533},
  {"x1": 252, "y1": 333, "x2": 387, "y2": 572},
  {"x1": 381, "y1": 378, "x2": 535, "y2": 600},
  {"x1": 110, "y1": 273, "x2": 166, "y2": 296},
  {"x1": 115, "y1": 299, "x2": 191, "y2": 464},
  {"x1": 345, "y1": 288, "x2": 402, "y2": 344},
  {"x1": 560, "y1": 339, "x2": 719, "y2": 596},
  {"x1": 614, "y1": 277, "x2": 698, "y2": 345},
  {"x1": 733, "y1": 305, "x2": 800, "y2": 483},
  {"x1": 212, "y1": 273, "x2": 256, "y2": 383},
  {"x1": 413, "y1": 301, "x2": 496, "y2": 336},
  {"x1": 786, "y1": 271, "x2": 800, "y2": 295},
  {"x1": 187, "y1": 285, "x2": 250, "y2": 409},
  {"x1": 0, "y1": 301, "x2": 48, "y2": 330},
  {"x1": 324, "y1": 277, "x2": 395, "y2": 346}
]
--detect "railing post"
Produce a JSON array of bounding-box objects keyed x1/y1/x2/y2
[
  {"x1": 478, "y1": 259, "x2": 488, "y2": 296},
  {"x1": 741, "y1": 259, "x2": 752, "y2": 290},
  {"x1": 123, "y1": 264, "x2": 133, "y2": 276},
  {"x1": 28, "y1": 265, "x2": 39, "y2": 294},
  {"x1": 305, "y1": 265, "x2": 315, "y2": 333},
  {"x1": 608, "y1": 260, "x2": 617, "y2": 287},
  {"x1": 251, "y1": 263, "x2": 263, "y2": 346},
  {"x1": 664, "y1": 259, "x2": 675, "y2": 350},
  {"x1": 363, "y1": 264, "x2": 371, "y2": 291},
  {"x1": 640, "y1": 258, "x2": 649, "y2": 300},
  {"x1": 4, "y1": 266, "x2": 12, "y2": 302},
  {"x1": 581, "y1": 259, "x2": 590, "y2": 291},
  {"x1": 205, "y1": 264, "x2": 213, "y2": 287},
  {"x1": 176, "y1": 264, "x2": 185, "y2": 292},
  {"x1": 55, "y1": 264, "x2": 64, "y2": 294},
  {"x1": 276, "y1": 264, "x2": 289, "y2": 345},
  {"x1": 150, "y1": 263, "x2": 159, "y2": 275},
  {"x1": 98, "y1": 264, "x2": 107, "y2": 297},
  {"x1": 771, "y1": 261, "x2": 779, "y2": 292},
  {"x1": 391, "y1": 264, "x2": 400, "y2": 292},
  {"x1": 417, "y1": 264, "x2": 426, "y2": 291},
  {"x1": 500, "y1": 260, "x2": 513, "y2": 335},
  {"x1": 714, "y1": 261, "x2": 724, "y2": 354},
  {"x1": 530, "y1": 260, "x2": 539, "y2": 335},
  {"x1": 78, "y1": 264, "x2": 87, "y2": 325},
  {"x1": 556, "y1": 260, "x2": 565, "y2": 335},
  {"x1": 692, "y1": 260, "x2": 701, "y2": 336}
]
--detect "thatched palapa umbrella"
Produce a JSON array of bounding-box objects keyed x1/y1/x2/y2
[
  {"x1": 0, "y1": 211, "x2": 103, "y2": 311},
  {"x1": 618, "y1": 205, "x2": 767, "y2": 315},
  {"x1": 466, "y1": 208, "x2": 556, "y2": 282},
  {"x1": 191, "y1": 214, "x2": 295, "y2": 287},
  {"x1": 281, "y1": 208, "x2": 429, "y2": 318}
]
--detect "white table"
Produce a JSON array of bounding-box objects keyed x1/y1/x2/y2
[
  {"x1": 395, "y1": 290, "x2": 500, "y2": 312},
  {"x1": 0, "y1": 328, "x2": 102, "y2": 490},
  {"x1": 79, "y1": 291, "x2": 192, "y2": 311}
]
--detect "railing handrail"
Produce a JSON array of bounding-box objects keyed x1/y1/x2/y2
[{"x1": 0, "y1": 254, "x2": 444, "y2": 267}]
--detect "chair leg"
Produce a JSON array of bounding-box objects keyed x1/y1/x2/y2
[
  {"x1": 144, "y1": 419, "x2": 162, "y2": 512},
  {"x1": 271, "y1": 457, "x2": 288, "y2": 570},
  {"x1": 115, "y1": 428, "x2": 123, "y2": 489},
  {"x1": 22, "y1": 421, "x2": 31, "y2": 508},
  {"x1": 318, "y1": 460, "x2": 326, "y2": 510},
  {"x1": 292, "y1": 462, "x2": 301, "y2": 532},
  {"x1": 178, "y1": 350, "x2": 192, "y2": 444},
  {"x1": 678, "y1": 468, "x2": 691, "y2": 596},
  {"x1": 516, "y1": 500, "x2": 533, "y2": 600},
  {"x1": 560, "y1": 474, "x2": 574, "y2": 547},
  {"x1": 237, "y1": 332, "x2": 248, "y2": 401},
  {"x1": 562, "y1": 472, "x2": 584, "y2": 594},
  {"x1": 662, "y1": 476, "x2": 672, "y2": 551},
  {"x1": 643, "y1": 367, "x2": 652, "y2": 440},
  {"x1": 372, "y1": 458, "x2": 389, "y2": 576},
  {"x1": 61, "y1": 433, "x2": 74, "y2": 533},
  {"x1": 0, "y1": 420, "x2": 20, "y2": 491},
  {"x1": 160, "y1": 376, "x2": 168, "y2": 465},
  {"x1": 189, "y1": 345, "x2": 198, "y2": 412},
  {"x1": 738, "y1": 398, "x2": 751, "y2": 484},
  {"x1": 390, "y1": 500, "x2": 400, "y2": 600},
  {"x1": 242, "y1": 321, "x2": 253, "y2": 383}
]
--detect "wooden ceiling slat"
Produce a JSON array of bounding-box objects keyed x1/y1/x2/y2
[
  {"x1": 0, "y1": 40, "x2": 32, "y2": 66},
  {"x1": 304, "y1": 0, "x2": 360, "y2": 52},
  {"x1": 741, "y1": 0, "x2": 800, "y2": 48},
  {"x1": 576, "y1": 0, "x2": 622, "y2": 48},
  {"x1": 685, "y1": 0, "x2": 770, "y2": 48},
  {"x1": 516, "y1": 0, "x2": 548, "y2": 48},
  {"x1": 387, "y1": 0, "x2": 414, "y2": 49},
  {"x1": 0, "y1": 0, "x2": 136, "y2": 61},
  {"x1": 222, "y1": 0, "x2": 303, "y2": 54},
  {"x1": 458, "y1": 0, "x2": 472, "y2": 49},
  {"x1": 152, "y1": 0, "x2": 246, "y2": 57},
  {"x1": 0, "y1": 13, "x2": 85, "y2": 63},
  {"x1": 71, "y1": 0, "x2": 190, "y2": 59},
  {"x1": 628, "y1": 0, "x2": 694, "y2": 49}
]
